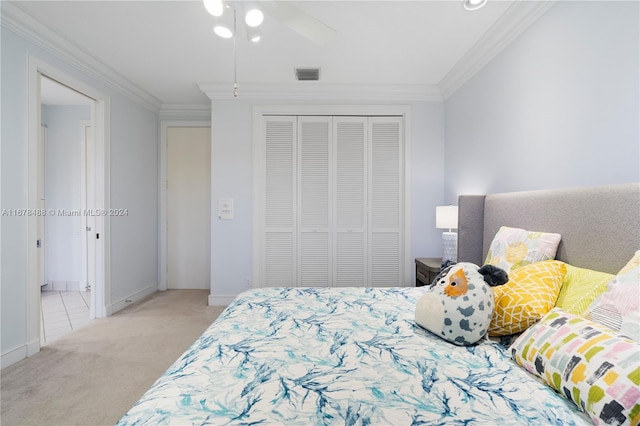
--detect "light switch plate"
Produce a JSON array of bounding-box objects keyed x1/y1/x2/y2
[{"x1": 218, "y1": 198, "x2": 234, "y2": 220}]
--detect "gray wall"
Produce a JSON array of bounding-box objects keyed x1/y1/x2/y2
[
  {"x1": 444, "y1": 1, "x2": 639, "y2": 202},
  {"x1": 109, "y1": 98, "x2": 160, "y2": 304},
  {"x1": 209, "y1": 100, "x2": 445, "y2": 300},
  {"x1": 1, "y1": 26, "x2": 159, "y2": 360}
]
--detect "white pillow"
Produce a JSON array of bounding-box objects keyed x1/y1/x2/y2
[
  {"x1": 584, "y1": 266, "x2": 640, "y2": 342},
  {"x1": 484, "y1": 226, "x2": 561, "y2": 272}
]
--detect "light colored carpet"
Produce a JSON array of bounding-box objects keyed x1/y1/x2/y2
[{"x1": 1, "y1": 290, "x2": 226, "y2": 426}]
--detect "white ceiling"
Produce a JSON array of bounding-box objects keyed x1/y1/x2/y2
[{"x1": 7, "y1": 0, "x2": 543, "y2": 107}]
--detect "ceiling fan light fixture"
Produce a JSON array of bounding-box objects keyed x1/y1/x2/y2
[
  {"x1": 214, "y1": 25, "x2": 233, "y2": 38},
  {"x1": 463, "y1": 0, "x2": 487, "y2": 11},
  {"x1": 246, "y1": 27, "x2": 262, "y2": 42},
  {"x1": 204, "y1": 0, "x2": 224, "y2": 17},
  {"x1": 245, "y1": 8, "x2": 264, "y2": 28}
]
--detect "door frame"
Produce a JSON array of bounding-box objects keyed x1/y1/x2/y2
[
  {"x1": 26, "y1": 55, "x2": 110, "y2": 356},
  {"x1": 158, "y1": 120, "x2": 211, "y2": 291},
  {"x1": 39, "y1": 125, "x2": 48, "y2": 288},
  {"x1": 80, "y1": 120, "x2": 97, "y2": 318}
]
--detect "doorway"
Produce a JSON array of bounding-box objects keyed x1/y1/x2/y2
[
  {"x1": 166, "y1": 127, "x2": 211, "y2": 289},
  {"x1": 39, "y1": 76, "x2": 94, "y2": 344},
  {"x1": 26, "y1": 56, "x2": 109, "y2": 356}
]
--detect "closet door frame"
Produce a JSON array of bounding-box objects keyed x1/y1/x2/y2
[{"x1": 252, "y1": 105, "x2": 412, "y2": 287}]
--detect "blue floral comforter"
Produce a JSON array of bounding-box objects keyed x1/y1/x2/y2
[{"x1": 118, "y1": 287, "x2": 589, "y2": 425}]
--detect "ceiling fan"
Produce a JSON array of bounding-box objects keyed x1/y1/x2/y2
[{"x1": 203, "y1": 0, "x2": 336, "y2": 45}]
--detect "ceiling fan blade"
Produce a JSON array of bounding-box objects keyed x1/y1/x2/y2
[{"x1": 265, "y1": 1, "x2": 336, "y2": 45}]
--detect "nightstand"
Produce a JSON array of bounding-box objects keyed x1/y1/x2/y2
[{"x1": 415, "y1": 258, "x2": 442, "y2": 287}]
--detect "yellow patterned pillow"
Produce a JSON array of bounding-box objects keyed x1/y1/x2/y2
[
  {"x1": 554, "y1": 264, "x2": 614, "y2": 315},
  {"x1": 489, "y1": 260, "x2": 566, "y2": 336}
]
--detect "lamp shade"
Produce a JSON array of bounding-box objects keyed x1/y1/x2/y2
[{"x1": 436, "y1": 206, "x2": 458, "y2": 230}]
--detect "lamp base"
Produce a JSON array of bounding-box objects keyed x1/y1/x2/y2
[{"x1": 442, "y1": 231, "x2": 458, "y2": 263}]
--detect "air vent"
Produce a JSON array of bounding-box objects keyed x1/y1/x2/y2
[{"x1": 295, "y1": 67, "x2": 320, "y2": 81}]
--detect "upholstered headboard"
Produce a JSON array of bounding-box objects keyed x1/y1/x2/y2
[{"x1": 458, "y1": 183, "x2": 640, "y2": 274}]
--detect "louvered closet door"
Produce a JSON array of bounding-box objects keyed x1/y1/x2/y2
[
  {"x1": 259, "y1": 114, "x2": 404, "y2": 288},
  {"x1": 334, "y1": 118, "x2": 367, "y2": 287},
  {"x1": 298, "y1": 117, "x2": 331, "y2": 287},
  {"x1": 264, "y1": 117, "x2": 297, "y2": 287},
  {"x1": 369, "y1": 117, "x2": 404, "y2": 287}
]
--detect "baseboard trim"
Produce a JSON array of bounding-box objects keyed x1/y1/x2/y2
[
  {"x1": 1, "y1": 345, "x2": 26, "y2": 370},
  {"x1": 208, "y1": 294, "x2": 236, "y2": 306},
  {"x1": 1, "y1": 337, "x2": 40, "y2": 370},
  {"x1": 110, "y1": 282, "x2": 158, "y2": 314},
  {"x1": 42, "y1": 281, "x2": 84, "y2": 292},
  {"x1": 27, "y1": 337, "x2": 40, "y2": 356},
  {"x1": 65, "y1": 281, "x2": 83, "y2": 291}
]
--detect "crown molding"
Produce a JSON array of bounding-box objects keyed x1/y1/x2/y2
[
  {"x1": 1, "y1": 1, "x2": 162, "y2": 113},
  {"x1": 439, "y1": 0, "x2": 558, "y2": 100},
  {"x1": 159, "y1": 104, "x2": 212, "y2": 121},
  {"x1": 198, "y1": 82, "x2": 443, "y2": 102}
]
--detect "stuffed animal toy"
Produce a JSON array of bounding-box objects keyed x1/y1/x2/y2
[{"x1": 415, "y1": 261, "x2": 508, "y2": 346}]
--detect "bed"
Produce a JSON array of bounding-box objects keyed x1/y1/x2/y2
[{"x1": 118, "y1": 183, "x2": 639, "y2": 425}]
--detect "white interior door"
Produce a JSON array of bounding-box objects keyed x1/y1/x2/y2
[
  {"x1": 334, "y1": 117, "x2": 367, "y2": 287},
  {"x1": 167, "y1": 127, "x2": 211, "y2": 289},
  {"x1": 263, "y1": 116, "x2": 297, "y2": 287},
  {"x1": 298, "y1": 117, "x2": 331, "y2": 287},
  {"x1": 369, "y1": 117, "x2": 403, "y2": 287}
]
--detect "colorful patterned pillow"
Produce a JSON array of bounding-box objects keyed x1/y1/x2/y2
[
  {"x1": 510, "y1": 309, "x2": 640, "y2": 426},
  {"x1": 485, "y1": 226, "x2": 562, "y2": 272},
  {"x1": 554, "y1": 264, "x2": 614, "y2": 315},
  {"x1": 585, "y1": 266, "x2": 640, "y2": 342},
  {"x1": 619, "y1": 250, "x2": 640, "y2": 275},
  {"x1": 489, "y1": 260, "x2": 566, "y2": 336}
]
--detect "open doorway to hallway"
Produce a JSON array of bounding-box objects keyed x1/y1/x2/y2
[
  {"x1": 26, "y1": 55, "x2": 109, "y2": 358},
  {"x1": 38, "y1": 75, "x2": 96, "y2": 344}
]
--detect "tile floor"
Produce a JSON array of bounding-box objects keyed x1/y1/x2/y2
[{"x1": 40, "y1": 290, "x2": 93, "y2": 345}]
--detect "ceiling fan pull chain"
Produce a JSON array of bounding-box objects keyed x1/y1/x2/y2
[{"x1": 233, "y1": 7, "x2": 238, "y2": 98}]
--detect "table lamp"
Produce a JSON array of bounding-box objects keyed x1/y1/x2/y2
[{"x1": 436, "y1": 205, "x2": 458, "y2": 263}]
